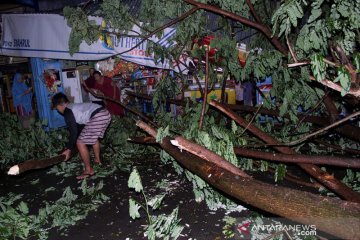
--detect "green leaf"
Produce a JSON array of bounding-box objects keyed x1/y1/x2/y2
[
  {"x1": 128, "y1": 168, "x2": 143, "y2": 192},
  {"x1": 335, "y1": 67, "x2": 351, "y2": 96},
  {"x1": 211, "y1": 125, "x2": 223, "y2": 139},
  {"x1": 274, "y1": 164, "x2": 287, "y2": 182},
  {"x1": 231, "y1": 120, "x2": 238, "y2": 133},
  {"x1": 18, "y1": 201, "x2": 29, "y2": 214},
  {"x1": 129, "y1": 198, "x2": 141, "y2": 219},
  {"x1": 311, "y1": 54, "x2": 327, "y2": 81},
  {"x1": 156, "y1": 125, "x2": 170, "y2": 143},
  {"x1": 148, "y1": 194, "x2": 166, "y2": 210},
  {"x1": 308, "y1": 8, "x2": 322, "y2": 23}
]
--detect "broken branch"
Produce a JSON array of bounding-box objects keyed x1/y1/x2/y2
[
  {"x1": 171, "y1": 136, "x2": 250, "y2": 178},
  {"x1": 137, "y1": 120, "x2": 360, "y2": 239},
  {"x1": 199, "y1": 47, "x2": 209, "y2": 129},
  {"x1": 209, "y1": 100, "x2": 360, "y2": 202},
  {"x1": 8, "y1": 154, "x2": 65, "y2": 175},
  {"x1": 234, "y1": 147, "x2": 360, "y2": 168}
]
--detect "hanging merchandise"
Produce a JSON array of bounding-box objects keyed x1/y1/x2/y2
[
  {"x1": 237, "y1": 43, "x2": 248, "y2": 67},
  {"x1": 105, "y1": 60, "x2": 137, "y2": 78},
  {"x1": 42, "y1": 70, "x2": 62, "y2": 93}
]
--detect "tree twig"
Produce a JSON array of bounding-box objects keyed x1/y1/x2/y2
[
  {"x1": 286, "y1": 36, "x2": 298, "y2": 63},
  {"x1": 309, "y1": 76, "x2": 360, "y2": 98},
  {"x1": 234, "y1": 146, "x2": 360, "y2": 168},
  {"x1": 240, "y1": 104, "x2": 263, "y2": 136},
  {"x1": 199, "y1": 46, "x2": 209, "y2": 129},
  {"x1": 82, "y1": 81, "x2": 159, "y2": 127},
  {"x1": 315, "y1": 140, "x2": 360, "y2": 155},
  {"x1": 290, "y1": 92, "x2": 329, "y2": 134},
  {"x1": 250, "y1": 110, "x2": 360, "y2": 148},
  {"x1": 245, "y1": 0, "x2": 262, "y2": 23}
]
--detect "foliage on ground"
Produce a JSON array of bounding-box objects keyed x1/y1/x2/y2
[
  {"x1": 0, "y1": 180, "x2": 108, "y2": 240},
  {"x1": 128, "y1": 168, "x2": 184, "y2": 240}
]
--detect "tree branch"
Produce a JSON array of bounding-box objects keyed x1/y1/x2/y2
[
  {"x1": 82, "y1": 82, "x2": 158, "y2": 127},
  {"x1": 245, "y1": 0, "x2": 261, "y2": 23},
  {"x1": 285, "y1": 110, "x2": 360, "y2": 146},
  {"x1": 183, "y1": 0, "x2": 289, "y2": 55},
  {"x1": 136, "y1": 120, "x2": 360, "y2": 240},
  {"x1": 8, "y1": 155, "x2": 66, "y2": 175},
  {"x1": 171, "y1": 136, "x2": 250, "y2": 178},
  {"x1": 199, "y1": 47, "x2": 209, "y2": 129},
  {"x1": 209, "y1": 100, "x2": 360, "y2": 202},
  {"x1": 309, "y1": 76, "x2": 360, "y2": 98},
  {"x1": 234, "y1": 147, "x2": 360, "y2": 168},
  {"x1": 286, "y1": 36, "x2": 298, "y2": 63},
  {"x1": 235, "y1": 110, "x2": 360, "y2": 148},
  {"x1": 118, "y1": 6, "x2": 199, "y2": 56},
  {"x1": 332, "y1": 43, "x2": 358, "y2": 83}
]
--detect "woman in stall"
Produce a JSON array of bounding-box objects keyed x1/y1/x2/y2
[
  {"x1": 11, "y1": 72, "x2": 33, "y2": 128},
  {"x1": 91, "y1": 71, "x2": 124, "y2": 116}
]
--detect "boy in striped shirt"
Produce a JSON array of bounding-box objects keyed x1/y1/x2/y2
[{"x1": 52, "y1": 92, "x2": 111, "y2": 179}]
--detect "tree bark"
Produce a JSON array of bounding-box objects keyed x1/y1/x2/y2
[
  {"x1": 209, "y1": 100, "x2": 360, "y2": 202},
  {"x1": 128, "y1": 135, "x2": 322, "y2": 189},
  {"x1": 172, "y1": 136, "x2": 250, "y2": 178},
  {"x1": 136, "y1": 121, "x2": 360, "y2": 240},
  {"x1": 234, "y1": 146, "x2": 360, "y2": 168},
  {"x1": 7, "y1": 155, "x2": 66, "y2": 175},
  {"x1": 323, "y1": 95, "x2": 339, "y2": 123}
]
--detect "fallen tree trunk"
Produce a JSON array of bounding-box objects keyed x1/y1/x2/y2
[
  {"x1": 7, "y1": 154, "x2": 65, "y2": 175},
  {"x1": 234, "y1": 147, "x2": 360, "y2": 168},
  {"x1": 128, "y1": 136, "x2": 322, "y2": 188},
  {"x1": 136, "y1": 120, "x2": 360, "y2": 239},
  {"x1": 209, "y1": 100, "x2": 360, "y2": 203}
]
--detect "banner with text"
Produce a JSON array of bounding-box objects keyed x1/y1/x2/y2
[{"x1": 0, "y1": 14, "x2": 184, "y2": 70}]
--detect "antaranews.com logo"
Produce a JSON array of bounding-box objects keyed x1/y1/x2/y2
[{"x1": 223, "y1": 216, "x2": 318, "y2": 240}]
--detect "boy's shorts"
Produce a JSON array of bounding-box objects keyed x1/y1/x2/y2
[{"x1": 77, "y1": 109, "x2": 111, "y2": 145}]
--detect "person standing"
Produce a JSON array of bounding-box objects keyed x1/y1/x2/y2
[
  {"x1": 81, "y1": 68, "x2": 104, "y2": 106},
  {"x1": 11, "y1": 72, "x2": 33, "y2": 128},
  {"x1": 52, "y1": 92, "x2": 111, "y2": 180},
  {"x1": 92, "y1": 71, "x2": 124, "y2": 116}
]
